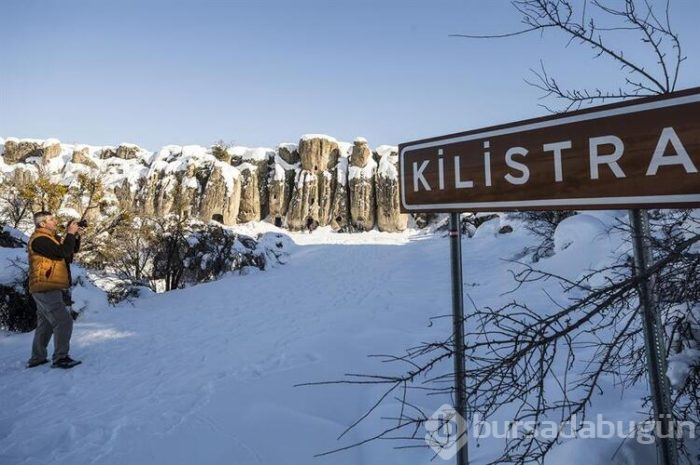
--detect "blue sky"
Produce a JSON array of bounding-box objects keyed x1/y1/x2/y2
[{"x1": 1, "y1": 0, "x2": 699, "y2": 150}]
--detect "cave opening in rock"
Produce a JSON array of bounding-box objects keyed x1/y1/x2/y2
[{"x1": 306, "y1": 217, "x2": 318, "y2": 231}]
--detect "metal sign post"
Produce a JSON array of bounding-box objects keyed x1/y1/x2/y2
[
  {"x1": 449, "y1": 212, "x2": 469, "y2": 465},
  {"x1": 629, "y1": 209, "x2": 678, "y2": 465}
]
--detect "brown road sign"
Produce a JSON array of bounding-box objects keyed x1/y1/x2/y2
[{"x1": 399, "y1": 87, "x2": 700, "y2": 212}]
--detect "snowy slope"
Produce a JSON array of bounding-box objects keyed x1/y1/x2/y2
[{"x1": 0, "y1": 214, "x2": 678, "y2": 465}]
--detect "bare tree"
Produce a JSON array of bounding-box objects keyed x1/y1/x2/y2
[{"x1": 452, "y1": 0, "x2": 685, "y2": 112}]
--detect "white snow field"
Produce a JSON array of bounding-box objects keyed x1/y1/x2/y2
[{"x1": 0, "y1": 213, "x2": 683, "y2": 465}]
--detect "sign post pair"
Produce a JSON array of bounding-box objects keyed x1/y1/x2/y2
[{"x1": 400, "y1": 87, "x2": 700, "y2": 465}]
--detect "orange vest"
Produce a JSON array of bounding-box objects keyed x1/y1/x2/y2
[{"x1": 28, "y1": 228, "x2": 70, "y2": 293}]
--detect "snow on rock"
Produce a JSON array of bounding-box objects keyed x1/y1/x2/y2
[
  {"x1": 337, "y1": 141, "x2": 352, "y2": 159},
  {"x1": 180, "y1": 144, "x2": 207, "y2": 158},
  {"x1": 101, "y1": 155, "x2": 149, "y2": 193},
  {"x1": 335, "y1": 156, "x2": 349, "y2": 187},
  {"x1": 300, "y1": 133, "x2": 338, "y2": 144},
  {"x1": 276, "y1": 142, "x2": 299, "y2": 165},
  {"x1": 42, "y1": 138, "x2": 61, "y2": 147},
  {"x1": 277, "y1": 142, "x2": 298, "y2": 153},
  {"x1": 375, "y1": 144, "x2": 397, "y2": 159},
  {"x1": 272, "y1": 154, "x2": 298, "y2": 175},
  {"x1": 218, "y1": 162, "x2": 241, "y2": 189},
  {"x1": 69, "y1": 144, "x2": 100, "y2": 169},
  {"x1": 271, "y1": 162, "x2": 287, "y2": 182},
  {"x1": 140, "y1": 145, "x2": 243, "y2": 223},
  {"x1": 9, "y1": 137, "x2": 41, "y2": 144},
  {"x1": 294, "y1": 169, "x2": 316, "y2": 188},
  {"x1": 377, "y1": 147, "x2": 398, "y2": 180},
  {"x1": 236, "y1": 161, "x2": 258, "y2": 173},
  {"x1": 228, "y1": 146, "x2": 275, "y2": 162},
  {"x1": 0, "y1": 135, "x2": 406, "y2": 231},
  {"x1": 348, "y1": 157, "x2": 377, "y2": 181}
]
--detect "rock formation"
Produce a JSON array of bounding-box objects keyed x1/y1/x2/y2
[
  {"x1": 375, "y1": 145, "x2": 408, "y2": 232},
  {"x1": 329, "y1": 144, "x2": 351, "y2": 230},
  {"x1": 286, "y1": 135, "x2": 340, "y2": 231},
  {"x1": 116, "y1": 144, "x2": 140, "y2": 160},
  {"x1": 0, "y1": 135, "x2": 410, "y2": 232},
  {"x1": 268, "y1": 145, "x2": 299, "y2": 227},
  {"x1": 348, "y1": 138, "x2": 376, "y2": 231},
  {"x1": 2, "y1": 138, "x2": 61, "y2": 164},
  {"x1": 71, "y1": 146, "x2": 98, "y2": 169}
]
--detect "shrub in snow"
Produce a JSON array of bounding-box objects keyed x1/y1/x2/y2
[
  {"x1": 75, "y1": 213, "x2": 292, "y2": 298},
  {"x1": 411, "y1": 212, "x2": 438, "y2": 229},
  {"x1": 0, "y1": 280, "x2": 36, "y2": 333},
  {"x1": 150, "y1": 220, "x2": 291, "y2": 291},
  {"x1": 0, "y1": 226, "x2": 26, "y2": 249},
  {"x1": 106, "y1": 282, "x2": 151, "y2": 305},
  {"x1": 0, "y1": 249, "x2": 35, "y2": 332},
  {"x1": 176, "y1": 225, "x2": 266, "y2": 285},
  {"x1": 460, "y1": 213, "x2": 499, "y2": 238}
]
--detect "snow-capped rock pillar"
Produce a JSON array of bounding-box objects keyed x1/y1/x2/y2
[
  {"x1": 230, "y1": 147, "x2": 274, "y2": 223},
  {"x1": 268, "y1": 144, "x2": 299, "y2": 227},
  {"x1": 286, "y1": 135, "x2": 339, "y2": 231},
  {"x1": 348, "y1": 138, "x2": 376, "y2": 231},
  {"x1": 375, "y1": 146, "x2": 408, "y2": 232}
]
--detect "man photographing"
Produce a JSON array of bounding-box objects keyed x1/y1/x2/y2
[{"x1": 26, "y1": 211, "x2": 83, "y2": 369}]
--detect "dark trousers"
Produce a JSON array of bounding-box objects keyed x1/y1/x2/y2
[{"x1": 29, "y1": 290, "x2": 73, "y2": 363}]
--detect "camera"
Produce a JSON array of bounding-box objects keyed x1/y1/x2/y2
[{"x1": 77, "y1": 219, "x2": 88, "y2": 228}]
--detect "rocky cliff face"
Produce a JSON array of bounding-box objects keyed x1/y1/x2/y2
[{"x1": 0, "y1": 135, "x2": 408, "y2": 233}]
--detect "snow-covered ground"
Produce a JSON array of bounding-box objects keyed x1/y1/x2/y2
[{"x1": 0, "y1": 214, "x2": 687, "y2": 464}]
